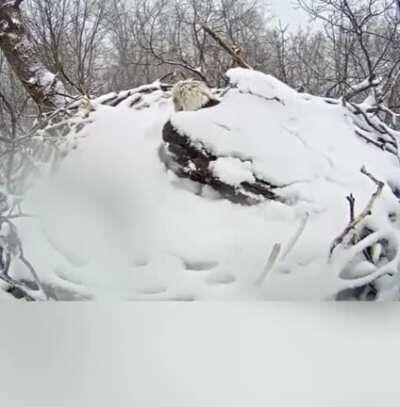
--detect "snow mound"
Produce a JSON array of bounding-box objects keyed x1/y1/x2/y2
[{"x1": 16, "y1": 68, "x2": 400, "y2": 300}]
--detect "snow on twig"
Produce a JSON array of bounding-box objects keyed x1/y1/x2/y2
[
  {"x1": 343, "y1": 76, "x2": 381, "y2": 103},
  {"x1": 254, "y1": 243, "x2": 281, "y2": 286},
  {"x1": 281, "y1": 212, "x2": 310, "y2": 261},
  {"x1": 329, "y1": 167, "x2": 385, "y2": 258},
  {"x1": 0, "y1": 215, "x2": 49, "y2": 300}
]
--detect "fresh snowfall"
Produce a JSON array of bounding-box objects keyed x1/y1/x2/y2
[{"x1": 2, "y1": 68, "x2": 400, "y2": 301}]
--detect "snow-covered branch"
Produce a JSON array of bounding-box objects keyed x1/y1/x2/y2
[{"x1": 329, "y1": 167, "x2": 384, "y2": 258}]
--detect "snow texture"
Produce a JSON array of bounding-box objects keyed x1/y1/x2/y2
[
  {"x1": 14, "y1": 68, "x2": 400, "y2": 300},
  {"x1": 210, "y1": 157, "x2": 255, "y2": 186}
]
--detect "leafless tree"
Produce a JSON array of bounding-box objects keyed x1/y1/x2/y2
[
  {"x1": 0, "y1": 0, "x2": 66, "y2": 112},
  {"x1": 24, "y1": 0, "x2": 109, "y2": 96},
  {"x1": 297, "y1": 0, "x2": 400, "y2": 107}
]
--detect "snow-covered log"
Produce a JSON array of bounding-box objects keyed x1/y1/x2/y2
[
  {"x1": 161, "y1": 120, "x2": 280, "y2": 204},
  {"x1": 0, "y1": 0, "x2": 66, "y2": 112}
]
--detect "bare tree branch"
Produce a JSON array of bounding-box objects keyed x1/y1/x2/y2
[{"x1": 201, "y1": 23, "x2": 253, "y2": 70}]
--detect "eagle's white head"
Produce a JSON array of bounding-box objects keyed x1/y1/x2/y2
[{"x1": 172, "y1": 79, "x2": 218, "y2": 112}]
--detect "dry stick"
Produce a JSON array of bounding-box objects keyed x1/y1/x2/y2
[
  {"x1": 281, "y1": 212, "x2": 310, "y2": 261},
  {"x1": 19, "y1": 251, "x2": 49, "y2": 300},
  {"x1": 355, "y1": 131, "x2": 385, "y2": 150},
  {"x1": 349, "y1": 102, "x2": 400, "y2": 161},
  {"x1": 0, "y1": 217, "x2": 49, "y2": 300},
  {"x1": 354, "y1": 130, "x2": 399, "y2": 160},
  {"x1": 0, "y1": 273, "x2": 35, "y2": 301},
  {"x1": 342, "y1": 76, "x2": 380, "y2": 105},
  {"x1": 346, "y1": 193, "x2": 358, "y2": 246},
  {"x1": 201, "y1": 24, "x2": 253, "y2": 70},
  {"x1": 349, "y1": 103, "x2": 387, "y2": 135},
  {"x1": 346, "y1": 193, "x2": 355, "y2": 223},
  {"x1": 254, "y1": 243, "x2": 281, "y2": 286},
  {"x1": 158, "y1": 72, "x2": 175, "y2": 82},
  {"x1": 156, "y1": 59, "x2": 210, "y2": 86},
  {"x1": 329, "y1": 167, "x2": 384, "y2": 258}
]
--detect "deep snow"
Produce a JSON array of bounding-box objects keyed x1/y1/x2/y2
[{"x1": 10, "y1": 68, "x2": 400, "y2": 300}]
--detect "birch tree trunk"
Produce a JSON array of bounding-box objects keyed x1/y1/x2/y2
[{"x1": 0, "y1": 0, "x2": 66, "y2": 112}]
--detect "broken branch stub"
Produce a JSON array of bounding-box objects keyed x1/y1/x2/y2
[{"x1": 329, "y1": 167, "x2": 385, "y2": 258}]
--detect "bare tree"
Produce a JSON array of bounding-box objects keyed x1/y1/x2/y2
[
  {"x1": 124, "y1": 0, "x2": 270, "y2": 87},
  {"x1": 297, "y1": 0, "x2": 400, "y2": 106},
  {"x1": 24, "y1": 0, "x2": 109, "y2": 96},
  {"x1": 0, "y1": 0, "x2": 66, "y2": 112}
]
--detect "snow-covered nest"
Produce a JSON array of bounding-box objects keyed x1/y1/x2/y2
[{"x1": 6, "y1": 68, "x2": 400, "y2": 300}]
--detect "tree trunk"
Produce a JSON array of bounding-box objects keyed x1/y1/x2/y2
[{"x1": 0, "y1": 0, "x2": 66, "y2": 112}]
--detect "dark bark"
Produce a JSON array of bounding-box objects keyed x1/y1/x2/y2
[
  {"x1": 160, "y1": 120, "x2": 282, "y2": 205},
  {"x1": 0, "y1": 0, "x2": 66, "y2": 112}
]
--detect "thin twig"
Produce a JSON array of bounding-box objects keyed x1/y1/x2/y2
[
  {"x1": 158, "y1": 72, "x2": 175, "y2": 82},
  {"x1": 0, "y1": 273, "x2": 35, "y2": 301},
  {"x1": 281, "y1": 212, "x2": 309, "y2": 261},
  {"x1": 254, "y1": 243, "x2": 281, "y2": 286},
  {"x1": 0, "y1": 216, "x2": 48, "y2": 300},
  {"x1": 19, "y1": 251, "x2": 49, "y2": 300},
  {"x1": 346, "y1": 193, "x2": 358, "y2": 245},
  {"x1": 329, "y1": 167, "x2": 384, "y2": 258},
  {"x1": 342, "y1": 76, "x2": 380, "y2": 103},
  {"x1": 346, "y1": 194, "x2": 355, "y2": 222}
]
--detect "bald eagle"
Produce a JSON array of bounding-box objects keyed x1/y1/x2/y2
[{"x1": 172, "y1": 79, "x2": 220, "y2": 112}]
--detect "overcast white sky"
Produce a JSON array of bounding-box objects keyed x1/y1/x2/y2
[{"x1": 267, "y1": 0, "x2": 312, "y2": 30}]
